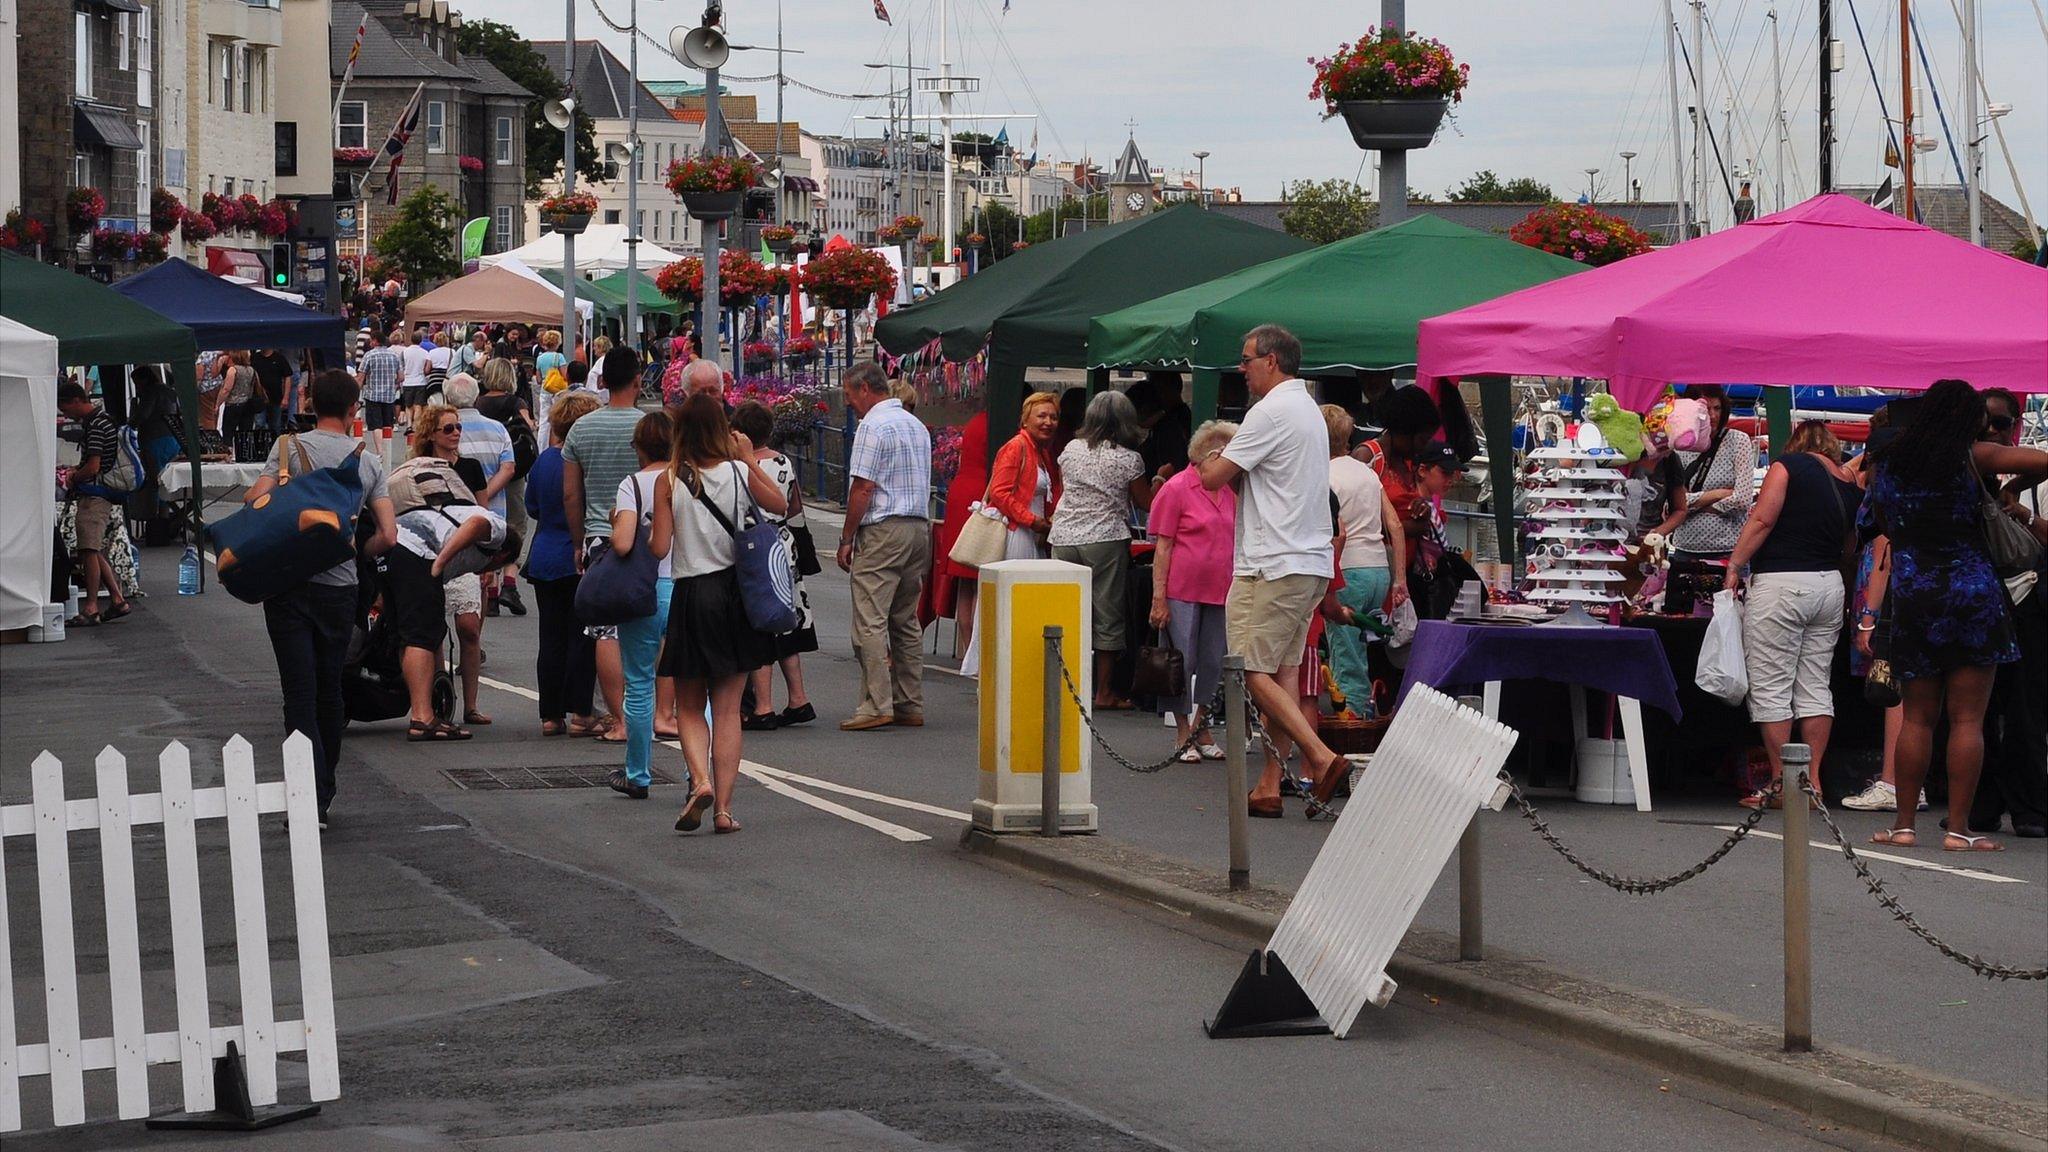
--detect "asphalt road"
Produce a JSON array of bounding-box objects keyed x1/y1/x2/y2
[{"x1": 1, "y1": 541, "x2": 2032, "y2": 1149}]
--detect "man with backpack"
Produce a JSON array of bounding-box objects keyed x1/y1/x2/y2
[
  {"x1": 244, "y1": 370, "x2": 398, "y2": 829},
  {"x1": 58, "y1": 382, "x2": 138, "y2": 626}
]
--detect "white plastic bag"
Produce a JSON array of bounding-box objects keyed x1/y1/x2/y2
[
  {"x1": 1388, "y1": 599, "x2": 1420, "y2": 649},
  {"x1": 1695, "y1": 589, "x2": 1749, "y2": 705}
]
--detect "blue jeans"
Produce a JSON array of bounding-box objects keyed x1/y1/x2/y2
[
  {"x1": 618, "y1": 576, "x2": 674, "y2": 787},
  {"x1": 1328, "y1": 566, "x2": 1392, "y2": 718}
]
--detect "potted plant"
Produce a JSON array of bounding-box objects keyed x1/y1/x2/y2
[
  {"x1": 655, "y1": 257, "x2": 703, "y2": 303},
  {"x1": 765, "y1": 265, "x2": 799, "y2": 298},
  {"x1": 135, "y1": 231, "x2": 170, "y2": 265},
  {"x1": 256, "y1": 200, "x2": 291, "y2": 239},
  {"x1": 784, "y1": 333, "x2": 819, "y2": 363},
  {"x1": 90, "y1": 227, "x2": 138, "y2": 262},
  {"x1": 150, "y1": 187, "x2": 185, "y2": 234},
  {"x1": 1508, "y1": 202, "x2": 1653, "y2": 267},
  {"x1": 333, "y1": 147, "x2": 378, "y2": 167},
  {"x1": 964, "y1": 231, "x2": 987, "y2": 249},
  {"x1": 236, "y1": 194, "x2": 265, "y2": 233},
  {"x1": 666, "y1": 154, "x2": 763, "y2": 220},
  {"x1": 1310, "y1": 27, "x2": 1469, "y2": 150},
  {"x1": 802, "y1": 246, "x2": 896, "y2": 311},
  {"x1": 1, "y1": 209, "x2": 52, "y2": 254},
  {"x1": 540, "y1": 189, "x2": 599, "y2": 235},
  {"x1": 742, "y1": 340, "x2": 777, "y2": 372},
  {"x1": 66, "y1": 187, "x2": 106, "y2": 235},
  {"x1": 179, "y1": 212, "x2": 217, "y2": 244},
  {"x1": 761, "y1": 223, "x2": 799, "y2": 254},
  {"x1": 459, "y1": 155, "x2": 485, "y2": 174}
]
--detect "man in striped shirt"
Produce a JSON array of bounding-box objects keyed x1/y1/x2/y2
[{"x1": 355, "y1": 329, "x2": 404, "y2": 431}]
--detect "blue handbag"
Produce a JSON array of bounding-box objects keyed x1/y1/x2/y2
[
  {"x1": 694, "y1": 463, "x2": 800, "y2": 635},
  {"x1": 574, "y1": 474, "x2": 660, "y2": 625},
  {"x1": 207, "y1": 436, "x2": 363, "y2": 604}
]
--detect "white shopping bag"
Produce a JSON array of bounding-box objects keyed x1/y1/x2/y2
[{"x1": 1694, "y1": 589, "x2": 1749, "y2": 705}]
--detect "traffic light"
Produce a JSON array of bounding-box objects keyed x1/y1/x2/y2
[{"x1": 269, "y1": 242, "x2": 291, "y2": 288}]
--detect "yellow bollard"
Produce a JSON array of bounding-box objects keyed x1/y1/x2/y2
[{"x1": 972, "y1": 559, "x2": 1099, "y2": 833}]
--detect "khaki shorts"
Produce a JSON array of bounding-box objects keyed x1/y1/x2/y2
[
  {"x1": 1226, "y1": 572, "x2": 1329, "y2": 675},
  {"x1": 74, "y1": 496, "x2": 115, "y2": 553}
]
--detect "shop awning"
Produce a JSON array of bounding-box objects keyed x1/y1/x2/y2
[
  {"x1": 74, "y1": 101, "x2": 143, "y2": 150},
  {"x1": 206, "y1": 246, "x2": 268, "y2": 281},
  {"x1": 90, "y1": 0, "x2": 143, "y2": 13},
  {"x1": 782, "y1": 176, "x2": 819, "y2": 193}
]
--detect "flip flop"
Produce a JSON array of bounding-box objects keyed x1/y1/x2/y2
[
  {"x1": 1177, "y1": 747, "x2": 1203, "y2": 764},
  {"x1": 1869, "y1": 827, "x2": 1917, "y2": 847},
  {"x1": 407, "y1": 720, "x2": 472, "y2": 742},
  {"x1": 66, "y1": 613, "x2": 102, "y2": 628},
  {"x1": 1198, "y1": 742, "x2": 1226, "y2": 761},
  {"x1": 103, "y1": 604, "x2": 133, "y2": 622},
  {"x1": 674, "y1": 790, "x2": 713, "y2": 832},
  {"x1": 1943, "y1": 833, "x2": 2003, "y2": 853}
]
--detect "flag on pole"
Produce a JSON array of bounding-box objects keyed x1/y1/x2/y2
[
  {"x1": 1867, "y1": 175, "x2": 1895, "y2": 211},
  {"x1": 343, "y1": 11, "x2": 367, "y2": 80},
  {"x1": 994, "y1": 125, "x2": 1009, "y2": 148},
  {"x1": 380, "y1": 83, "x2": 426, "y2": 205},
  {"x1": 1023, "y1": 126, "x2": 1038, "y2": 171},
  {"x1": 872, "y1": 0, "x2": 891, "y2": 23}
]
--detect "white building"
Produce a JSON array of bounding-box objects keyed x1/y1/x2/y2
[{"x1": 529, "y1": 40, "x2": 705, "y2": 255}]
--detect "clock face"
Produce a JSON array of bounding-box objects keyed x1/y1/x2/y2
[{"x1": 1126, "y1": 192, "x2": 1146, "y2": 212}]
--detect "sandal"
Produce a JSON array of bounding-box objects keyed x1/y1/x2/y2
[
  {"x1": 713, "y1": 810, "x2": 742, "y2": 834},
  {"x1": 464, "y1": 710, "x2": 493, "y2": 726},
  {"x1": 1198, "y1": 742, "x2": 1226, "y2": 761},
  {"x1": 1177, "y1": 747, "x2": 1203, "y2": 764},
  {"x1": 406, "y1": 720, "x2": 472, "y2": 742},
  {"x1": 568, "y1": 717, "x2": 608, "y2": 737},
  {"x1": 1869, "y1": 827, "x2": 1917, "y2": 847},
  {"x1": 541, "y1": 720, "x2": 567, "y2": 737},
  {"x1": 103, "y1": 603, "x2": 133, "y2": 622},
  {"x1": 66, "y1": 613, "x2": 102, "y2": 628},
  {"x1": 674, "y1": 790, "x2": 713, "y2": 832},
  {"x1": 1943, "y1": 832, "x2": 2003, "y2": 853},
  {"x1": 596, "y1": 730, "x2": 630, "y2": 745}
]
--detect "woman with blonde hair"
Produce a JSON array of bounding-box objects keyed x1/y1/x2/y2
[
  {"x1": 410, "y1": 404, "x2": 493, "y2": 727},
  {"x1": 1148, "y1": 420, "x2": 1240, "y2": 759},
  {"x1": 985, "y1": 391, "x2": 1064, "y2": 561},
  {"x1": 648, "y1": 394, "x2": 789, "y2": 834}
]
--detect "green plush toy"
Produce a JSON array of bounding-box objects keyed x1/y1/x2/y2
[{"x1": 1584, "y1": 393, "x2": 1645, "y2": 461}]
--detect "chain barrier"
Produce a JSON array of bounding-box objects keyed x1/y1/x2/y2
[
  {"x1": 1505, "y1": 777, "x2": 1771, "y2": 895},
  {"x1": 1795, "y1": 773, "x2": 2048, "y2": 982}
]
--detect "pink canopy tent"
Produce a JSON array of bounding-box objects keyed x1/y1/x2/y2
[{"x1": 1416, "y1": 194, "x2": 2048, "y2": 410}]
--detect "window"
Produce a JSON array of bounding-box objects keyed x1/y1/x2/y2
[
  {"x1": 495, "y1": 116, "x2": 512, "y2": 164},
  {"x1": 73, "y1": 153, "x2": 91, "y2": 190},
  {"x1": 493, "y1": 205, "x2": 512, "y2": 251},
  {"x1": 274, "y1": 122, "x2": 298, "y2": 176},
  {"x1": 252, "y1": 50, "x2": 265, "y2": 113},
  {"x1": 635, "y1": 143, "x2": 645, "y2": 183},
  {"x1": 336, "y1": 101, "x2": 367, "y2": 150},
  {"x1": 75, "y1": 12, "x2": 92, "y2": 97},
  {"x1": 222, "y1": 177, "x2": 234, "y2": 196},
  {"x1": 137, "y1": 122, "x2": 150, "y2": 216},
  {"x1": 238, "y1": 46, "x2": 251, "y2": 114},
  {"x1": 669, "y1": 211, "x2": 678, "y2": 242},
  {"x1": 635, "y1": 209, "x2": 644, "y2": 238},
  {"x1": 219, "y1": 42, "x2": 234, "y2": 110},
  {"x1": 603, "y1": 209, "x2": 620, "y2": 225},
  {"x1": 136, "y1": 9, "x2": 151, "y2": 108},
  {"x1": 426, "y1": 101, "x2": 445, "y2": 153},
  {"x1": 117, "y1": 12, "x2": 129, "y2": 70}
]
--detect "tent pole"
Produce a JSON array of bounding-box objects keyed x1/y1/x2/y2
[
  {"x1": 1086, "y1": 367, "x2": 1109, "y2": 397},
  {"x1": 172, "y1": 357, "x2": 206, "y2": 588},
  {"x1": 1479, "y1": 376, "x2": 1517, "y2": 570},
  {"x1": 1763, "y1": 385, "x2": 1793, "y2": 460},
  {"x1": 1191, "y1": 367, "x2": 1221, "y2": 426},
  {"x1": 984, "y1": 354, "x2": 1027, "y2": 461}
]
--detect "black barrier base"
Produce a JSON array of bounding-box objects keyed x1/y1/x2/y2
[
  {"x1": 145, "y1": 1041, "x2": 322, "y2": 1131},
  {"x1": 1204, "y1": 949, "x2": 1331, "y2": 1039}
]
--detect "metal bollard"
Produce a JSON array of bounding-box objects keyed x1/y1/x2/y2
[
  {"x1": 1457, "y1": 694, "x2": 1485, "y2": 961},
  {"x1": 1223, "y1": 655, "x2": 1249, "y2": 889},
  {"x1": 1042, "y1": 626, "x2": 1063, "y2": 837},
  {"x1": 1781, "y1": 743, "x2": 1813, "y2": 1052}
]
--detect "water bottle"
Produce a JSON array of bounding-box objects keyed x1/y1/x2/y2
[{"x1": 178, "y1": 544, "x2": 201, "y2": 596}]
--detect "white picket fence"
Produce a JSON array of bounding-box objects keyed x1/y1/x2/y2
[
  {"x1": 1267, "y1": 685, "x2": 1520, "y2": 1038},
  {"x1": 0, "y1": 734, "x2": 339, "y2": 1131}
]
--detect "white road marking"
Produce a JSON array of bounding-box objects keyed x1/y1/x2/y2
[
  {"x1": 744, "y1": 763, "x2": 971, "y2": 822},
  {"x1": 1714, "y1": 826, "x2": 2028, "y2": 884},
  {"x1": 473, "y1": 674, "x2": 935, "y2": 841}
]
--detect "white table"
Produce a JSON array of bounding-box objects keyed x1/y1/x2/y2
[{"x1": 157, "y1": 462, "x2": 266, "y2": 499}]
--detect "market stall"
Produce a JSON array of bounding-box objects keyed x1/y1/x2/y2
[
  {"x1": 0, "y1": 316, "x2": 61, "y2": 632},
  {"x1": 480, "y1": 224, "x2": 691, "y2": 273},
  {"x1": 112, "y1": 257, "x2": 347, "y2": 362},
  {"x1": 404, "y1": 263, "x2": 595, "y2": 327},
  {"x1": 875, "y1": 203, "x2": 1309, "y2": 454}
]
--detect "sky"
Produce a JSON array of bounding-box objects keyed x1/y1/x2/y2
[{"x1": 493, "y1": 0, "x2": 2046, "y2": 232}]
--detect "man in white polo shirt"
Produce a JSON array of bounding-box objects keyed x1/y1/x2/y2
[{"x1": 1197, "y1": 324, "x2": 1347, "y2": 817}]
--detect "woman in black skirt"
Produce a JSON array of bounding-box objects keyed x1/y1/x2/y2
[
  {"x1": 649, "y1": 394, "x2": 789, "y2": 834},
  {"x1": 730, "y1": 401, "x2": 819, "y2": 730}
]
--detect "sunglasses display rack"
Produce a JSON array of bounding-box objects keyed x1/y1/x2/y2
[{"x1": 1521, "y1": 443, "x2": 1631, "y2": 611}]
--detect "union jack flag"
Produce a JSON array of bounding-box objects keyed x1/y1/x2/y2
[
  {"x1": 381, "y1": 83, "x2": 425, "y2": 204},
  {"x1": 872, "y1": 0, "x2": 891, "y2": 23}
]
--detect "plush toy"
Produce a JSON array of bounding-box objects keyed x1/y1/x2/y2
[
  {"x1": 1584, "y1": 394, "x2": 1644, "y2": 461},
  {"x1": 1664, "y1": 397, "x2": 1713, "y2": 452}
]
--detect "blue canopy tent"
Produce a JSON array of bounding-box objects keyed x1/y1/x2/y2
[{"x1": 111, "y1": 258, "x2": 346, "y2": 361}]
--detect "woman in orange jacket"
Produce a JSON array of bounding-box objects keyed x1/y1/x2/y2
[{"x1": 985, "y1": 390, "x2": 1064, "y2": 561}]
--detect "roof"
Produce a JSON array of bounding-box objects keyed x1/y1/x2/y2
[
  {"x1": 461, "y1": 56, "x2": 532, "y2": 100},
  {"x1": 672, "y1": 93, "x2": 758, "y2": 121},
  {"x1": 528, "y1": 40, "x2": 668, "y2": 120},
  {"x1": 1837, "y1": 184, "x2": 2034, "y2": 253},
  {"x1": 1209, "y1": 200, "x2": 1688, "y2": 245},
  {"x1": 1110, "y1": 136, "x2": 1151, "y2": 187},
  {"x1": 729, "y1": 121, "x2": 804, "y2": 159},
  {"x1": 330, "y1": 3, "x2": 473, "y2": 81}
]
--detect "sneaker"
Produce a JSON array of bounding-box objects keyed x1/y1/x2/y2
[
  {"x1": 1841, "y1": 781, "x2": 1898, "y2": 811},
  {"x1": 606, "y1": 769, "x2": 649, "y2": 800},
  {"x1": 500, "y1": 584, "x2": 527, "y2": 616}
]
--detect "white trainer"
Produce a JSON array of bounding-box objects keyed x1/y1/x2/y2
[{"x1": 1841, "y1": 781, "x2": 1898, "y2": 811}]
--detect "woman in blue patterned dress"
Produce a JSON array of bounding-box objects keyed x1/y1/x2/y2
[{"x1": 1857, "y1": 380, "x2": 2048, "y2": 853}]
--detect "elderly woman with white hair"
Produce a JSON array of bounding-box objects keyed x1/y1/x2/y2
[
  {"x1": 1050, "y1": 390, "x2": 1166, "y2": 710},
  {"x1": 1147, "y1": 419, "x2": 1239, "y2": 760}
]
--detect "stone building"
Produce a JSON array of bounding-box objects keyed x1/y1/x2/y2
[
  {"x1": 329, "y1": 0, "x2": 529, "y2": 260},
  {"x1": 17, "y1": 0, "x2": 155, "y2": 250}
]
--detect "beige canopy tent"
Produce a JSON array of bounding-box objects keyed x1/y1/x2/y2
[{"x1": 404, "y1": 265, "x2": 580, "y2": 326}]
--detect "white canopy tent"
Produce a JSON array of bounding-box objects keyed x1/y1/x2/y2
[
  {"x1": 479, "y1": 225, "x2": 692, "y2": 273},
  {"x1": 0, "y1": 315, "x2": 60, "y2": 632},
  {"x1": 494, "y1": 256, "x2": 596, "y2": 323}
]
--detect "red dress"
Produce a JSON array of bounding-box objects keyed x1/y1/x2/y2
[{"x1": 931, "y1": 412, "x2": 991, "y2": 612}]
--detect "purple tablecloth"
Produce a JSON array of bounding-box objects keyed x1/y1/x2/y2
[{"x1": 1398, "y1": 620, "x2": 1683, "y2": 721}]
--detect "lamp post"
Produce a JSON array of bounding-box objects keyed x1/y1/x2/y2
[
  {"x1": 1584, "y1": 167, "x2": 1600, "y2": 203},
  {"x1": 1192, "y1": 149, "x2": 1209, "y2": 208},
  {"x1": 1619, "y1": 151, "x2": 1637, "y2": 201}
]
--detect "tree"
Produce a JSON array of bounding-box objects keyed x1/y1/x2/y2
[
  {"x1": 1278, "y1": 179, "x2": 1376, "y2": 245},
  {"x1": 455, "y1": 19, "x2": 603, "y2": 196},
  {"x1": 375, "y1": 185, "x2": 462, "y2": 288},
  {"x1": 1447, "y1": 170, "x2": 1554, "y2": 202},
  {"x1": 959, "y1": 202, "x2": 1022, "y2": 262},
  {"x1": 1020, "y1": 194, "x2": 1108, "y2": 244}
]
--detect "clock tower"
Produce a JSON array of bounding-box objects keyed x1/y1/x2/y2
[{"x1": 1107, "y1": 133, "x2": 1154, "y2": 224}]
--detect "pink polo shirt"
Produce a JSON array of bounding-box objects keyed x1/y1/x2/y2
[{"x1": 1148, "y1": 468, "x2": 1237, "y2": 605}]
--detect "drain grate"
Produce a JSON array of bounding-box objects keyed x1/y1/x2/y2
[{"x1": 443, "y1": 764, "x2": 681, "y2": 790}]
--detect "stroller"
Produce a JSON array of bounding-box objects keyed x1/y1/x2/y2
[{"x1": 342, "y1": 547, "x2": 456, "y2": 726}]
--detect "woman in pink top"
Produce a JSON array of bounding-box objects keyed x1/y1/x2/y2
[{"x1": 1145, "y1": 421, "x2": 1239, "y2": 761}]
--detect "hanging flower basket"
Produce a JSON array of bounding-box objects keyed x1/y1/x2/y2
[
  {"x1": 803, "y1": 247, "x2": 896, "y2": 311},
  {"x1": 458, "y1": 155, "x2": 485, "y2": 174},
  {"x1": 761, "y1": 224, "x2": 798, "y2": 254},
  {"x1": 150, "y1": 187, "x2": 185, "y2": 234},
  {"x1": 67, "y1": 187, "x2": 106, "y2": 235},
  {"x1": 964, "y1": 232, "x2": 987, "y2": 248},
  {"x1": 678, "y1": 190, "x2": 744, "y2": 221},
  {"x1": 1, "y1": 209, "x2": 52, "y2": 253},
  {"x1": 333, "y1": 147, "x2": 378, "y2": 167},
  {"x1": 540, "y1": 190, "x2": 599, "y2": 235},
  {"x1": 1334, "y1": 99, "x2": 1451, "y2": 150},
  {"x1": 1508, "y1": 202, "x2": 1653, "y2": 266},
  {"x1": 656, "y1": 258, "x2": 702, "y2": 303},
  {"x1": 1311, "y1": 28, "x2": 1468, "y2": 151},
  {"x1": 667, "y1": 154, "x2": 762, "y2": 220},
  {"x1": 179, "y1": 212, "x2": 217, "y2": 244},
  {"x1": 90, "y1": 228, "x2": 138, "y2": 262},
  {"x1": 135, "y1": 231, "x2": 170, "y2": 265}
]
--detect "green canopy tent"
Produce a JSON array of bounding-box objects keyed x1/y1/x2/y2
[
  {"x1": 0, "y1": 250, "x2": 206, "y2": 530},
  {"x1": 536, "y1": 268, "x2": 685, "y2": 322},
  {"x1": 874, "y1": 204, "x2": 1310, "y2": 451},
  {"x1": 1087, "y1": 216, "x2": 1591, "y2": 567}
]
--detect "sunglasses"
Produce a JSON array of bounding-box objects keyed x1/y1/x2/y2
[
  {"x1": 1988, "y1": 414, "x2": 2017, "y2": 431},
  {"x1": 437, "y1": 424, "x2": 461, "y2": 434}
]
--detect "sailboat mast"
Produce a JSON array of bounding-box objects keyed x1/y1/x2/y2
[
  {"x1": 1819, "y1": 0, "x2": 1835, "y2": 191},
  {"x1": 1899, "y1": 0, "x2": 1915, "y2": 219},
  {"x1": 1691, "y1": 0, "x2": 1708, "y2": 232},
  {"x1": 1664, "y1": 0, "x2": 1693, "y2": 238},
  {"x1": 1770, "y1": 8, "x2": 1787, "y2": 211}
]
